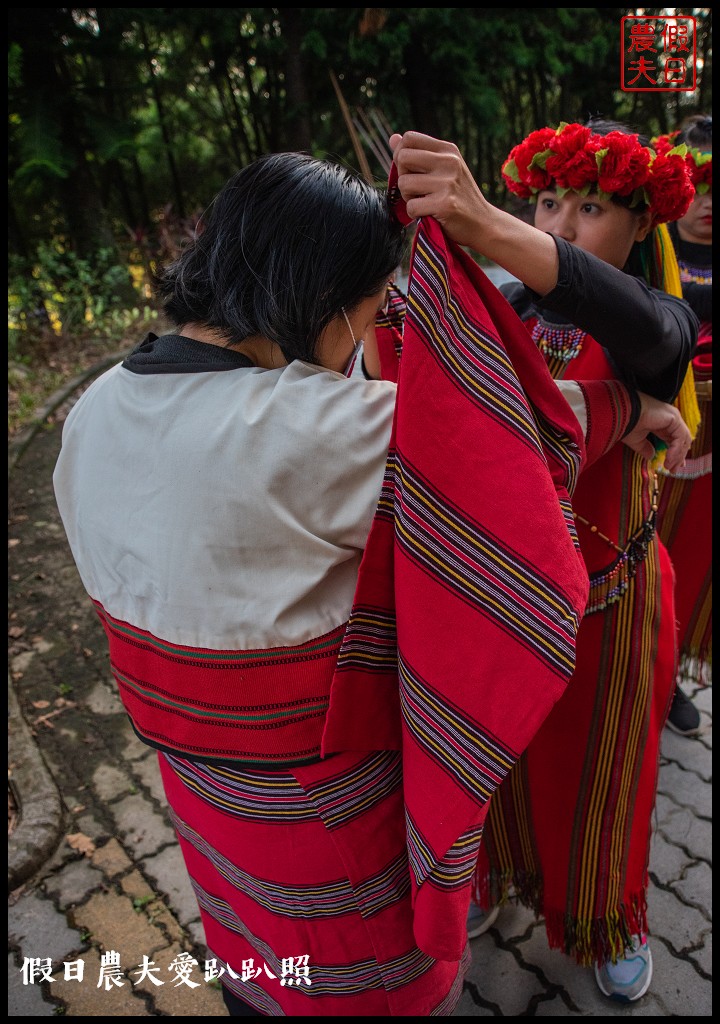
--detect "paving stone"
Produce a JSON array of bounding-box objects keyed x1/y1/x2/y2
[
  {"x1": 50, "y1": 946, "x2": 153, "y2": 1016},
  {"x1": 141, "y1": 845, "x2": 202, "y2": 930},
  {"x1": 131, "y1": 751, "x2": 167, "y2": 804},
  {"x1": 452, "y1": 985, "x2": 495, "y2": 1016},
  {"x1": 661, "y1": 727, "x2": 711, "y2": 767},
  {"x1": 672, "y1": 860, "x2": 712, "y2": 917},
  {"x1": 74, "y1": 812, "x2": 112, "y2": 843},
  {"x1": 186, "y1": 918, "x2": 209, "y2": 953},
  {"x1": 138, "y1": 943, "x2": 227, "y2": 1016},
  {"x1": 648, "y1": 829, "x2": 694, "y2": 886},
  {"x1": 71, "y1": 891, "x2": 171, "y2": 965},
  {"x1": 92, "y1": 763, "x2": 133, "y2": 802},
  {"x1": 693, "y1": 686, "x2": 712, "y2": 715},
  {"x1": 645, "y1": 937, "x2": 713, "y2": 1015},
  {"x1": 43, "y1": 858, "x2": 106, "y2": 908},
  {"x1": 655, "y1": 803, "x2": 712, "y2": 860},
  {"x1": 119, "y1": 869, "x2": 155, "y2": 903},
  {"x1": 687, "y1": 929, "x2": 712, "y2": 976},
  {"x1": 8, "y1": 890, "x2": 85, "y2": 965},
  {"x1": 656, "y1": 761, "x2": 712, "y2": 816},
  {"x1": 92, "y1": 837, "x2": 133, "y2": 879},
  {"x1": 646, "y1": 883, "x2": 709, "y2": 953},
  {"x1": 119, "y1": 725, "x2": 155, "y2": 762},
  {"x1": 110, "y1": 792, "x2": 177, "y2": 857},
  {"x1": 84, "y1": 680, "x2": 124, "y2": 715},
  {"x1": 465, "y1": 935, "x2": 547, "y2": 1015},
  {"x1": 8, "y1": 952, "x2": 56, "y2": 1015},
  {"x1": 145, "y1": 901, "x2": 187, "y2": 947}
]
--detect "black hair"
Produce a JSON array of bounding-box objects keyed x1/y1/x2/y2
[
  {"x1": 156, "y1": 152, "x2": 407, "y2": 363},
  {"x1": 677, "y1": 113, "x2": 712, "y2": 150}
]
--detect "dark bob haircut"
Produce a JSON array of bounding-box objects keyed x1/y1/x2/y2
[
  {"x1": 677, "y1": 113, "x2": 712, "y2": 150},
  {"x1": 157, "y1": 152, "x2": 407, "y2": 364}
]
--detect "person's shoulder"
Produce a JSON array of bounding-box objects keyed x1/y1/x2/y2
[{"x1": 278, "y1": 360, "x2": 396, "y2": 423}]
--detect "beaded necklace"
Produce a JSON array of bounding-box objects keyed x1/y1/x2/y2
[
  {"x1": 678, "y1": 259, "x2": 712, "y2": 286},
  {"x1": 574, "y1": 471, "x2": 659, "y2": 614},
  {"x1": 531, "y1": 322, "x2": 586, "y2": 363}
]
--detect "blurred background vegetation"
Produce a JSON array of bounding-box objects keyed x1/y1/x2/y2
[{"x1": 7, "y1": 7, "x2": 712, "y2": 432}]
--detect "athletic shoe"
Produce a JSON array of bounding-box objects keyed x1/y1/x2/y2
[
  {"x1": 666, "y1": 685, "x2": 702, "y2": 736},
  {"x1": 594, "y1": 935, "x2": 653, "y2": 1002},
  {"x1": 466, "y1": 901, "x2": 500, "y2": 939}
]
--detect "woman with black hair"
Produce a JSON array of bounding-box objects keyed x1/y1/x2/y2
[
  {"x1": 389, "y1": 121, "x2": 698, "y2": 1003},
  {"x1": 654, "y1": 114, "x2": 712, "y2": 735},
  {"x1": 52, "y1": 145, "x2": 691, "y2": 1015}
]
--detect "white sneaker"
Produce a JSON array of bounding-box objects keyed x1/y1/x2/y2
[
  {"x1": 466, "y1": 901, "x2": 500, "y2": 939},
  {"x1": 593, "y1": 935, "x2": 653, "y2": 1002}
]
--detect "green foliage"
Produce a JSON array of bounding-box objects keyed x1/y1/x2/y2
[
  {"x1": 12, "y1": 107, "x2": 71, "y2": 185},
  {"x1": 9, "y1": 244, "x2": 143, "y2": 340},
  {"x1": 6, "y1": 5, "x2": 713, "y2": 340},
  {"x1": 7, "y1": 41, "x2": 23, "y2": 87},
  {"x1": 133, "y1": 894, "x2": 155, "y2": 911}
]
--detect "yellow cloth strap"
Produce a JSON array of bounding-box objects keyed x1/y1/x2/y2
[
  {"x1": 655, "y1": 224, "x2": 701, "y2": 440},
  {"x1": 649, "y1": 224, "x2": 701, "y2": 470}
]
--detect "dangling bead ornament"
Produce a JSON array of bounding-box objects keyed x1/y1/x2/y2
[
  {"x1": 574, "y1": 471, "x2": 660, "y2": 614},
  {"x1": 531, "y1": 322, "x2": 586, "y2": 363}
]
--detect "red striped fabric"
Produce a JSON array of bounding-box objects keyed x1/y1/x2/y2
[
  {"x1": 656, "y1": 320, "x2": 713, "y2": 677},
  {"x1": 472, "y1": 322, "x2": 678, "y2": 965},
  {"x1": 323, "y1": 182, "x2": 590, "y2": 962},
  {"x1": 94, "y1": 599, "x2": 345, "y2": 766}
]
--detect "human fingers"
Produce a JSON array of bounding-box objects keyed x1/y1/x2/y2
[
  {"x1": 661, "y1": 416, "x2": 692, "y2": 473},
  {"x1": 630, "y1": 393, "x2": 692, "y2": 473},
  {"x1": 389, "y1": 131, "x2": 457, "y2": 158}
]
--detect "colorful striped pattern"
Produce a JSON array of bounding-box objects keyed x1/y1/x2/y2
[
  {"x1": 473, "y1": 324, "x2": 679, "y2": 965},
  {"x1": 159, "y1": 749, "x2": 469, "y2": 1014},
  {"x1": 656, "y1": 321, "x2": 712, "y2": 678},
  {"x1": 399, "y1": 654, "x2": 515, "y2": 808},
  {"x1": 395, "y1": 453, "x2": 581, "y2": 675},
  {"x1": 323, "y1": 206, "x2": 589, "y2": 964},
  {"x1": 94, "y1": 600, "x2": 345, "y2": 765},
  {"x1": 406, "y1": 813, "x2": 484, "y2": 891},
  {"x1": 336, "y1": 606, "x2": 397, "y2": 673}
]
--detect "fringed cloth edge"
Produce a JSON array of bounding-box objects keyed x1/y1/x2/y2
[{"x1": 474, "y1": 867, "x2": 649, "y2": 967}]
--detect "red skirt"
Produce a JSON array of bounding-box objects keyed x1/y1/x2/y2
[
  {"x1": 473, "y1": 539, "x2": 677, "y2": 966},
  {"x1": 159, "y1": 749, "x2": 469, "y2": 1015},
  {"x1": 656, "y1": 373, "x2": 712, "y2": 680}
]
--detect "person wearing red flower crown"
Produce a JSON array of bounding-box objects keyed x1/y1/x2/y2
[
  {"x1": 390, "y1": 119, "x2": 699, "y2": 1003},
  {"x1": 653, "y1": 115, "x2": 712, "y2": 736}
]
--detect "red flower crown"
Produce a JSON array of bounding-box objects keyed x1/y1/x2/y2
[
  {"x1": 502, "y1": 122, "x2": 695, "y2": 225},
  {"x1": 652, "y1": 131, "x2": 712, "y2": 195}
]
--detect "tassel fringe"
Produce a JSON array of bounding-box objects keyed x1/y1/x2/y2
[
  {"x1": 473, "y1": 866, "x2": 650, "y2": 967},
  {"x1": 679, "y1": 652, "x2": 712, "y2": 687}
]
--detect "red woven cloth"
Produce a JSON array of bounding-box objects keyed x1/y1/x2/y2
[
  {"x1": 323, "y1": 182, "x2": 589, "y2": 961},
  {"x1": 657, "y1": 320, "x2": 712, "y2": 676}
]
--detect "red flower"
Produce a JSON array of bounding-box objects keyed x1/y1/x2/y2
[
  {"x1": 597, "y1": 132, "x2": 651, "y2": 197},
  {"x1": 652, "y1": 131, "x2": 680, "y2": 156},
  {"x1": 501, "y1": 160, "x2": 533, "y2": 198},
  {"x1": 507, "y1": 127, "x2": 556, "y2": 193},
  {"x1": 646, "y1": 152, "x2": 696, "y2": 224},
  {"x1": 687, "y1": 152, "x2": 712, "y2": 192},
  {"x1": 545, "y1": 124, "x2": 602, "y2": 191}
]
